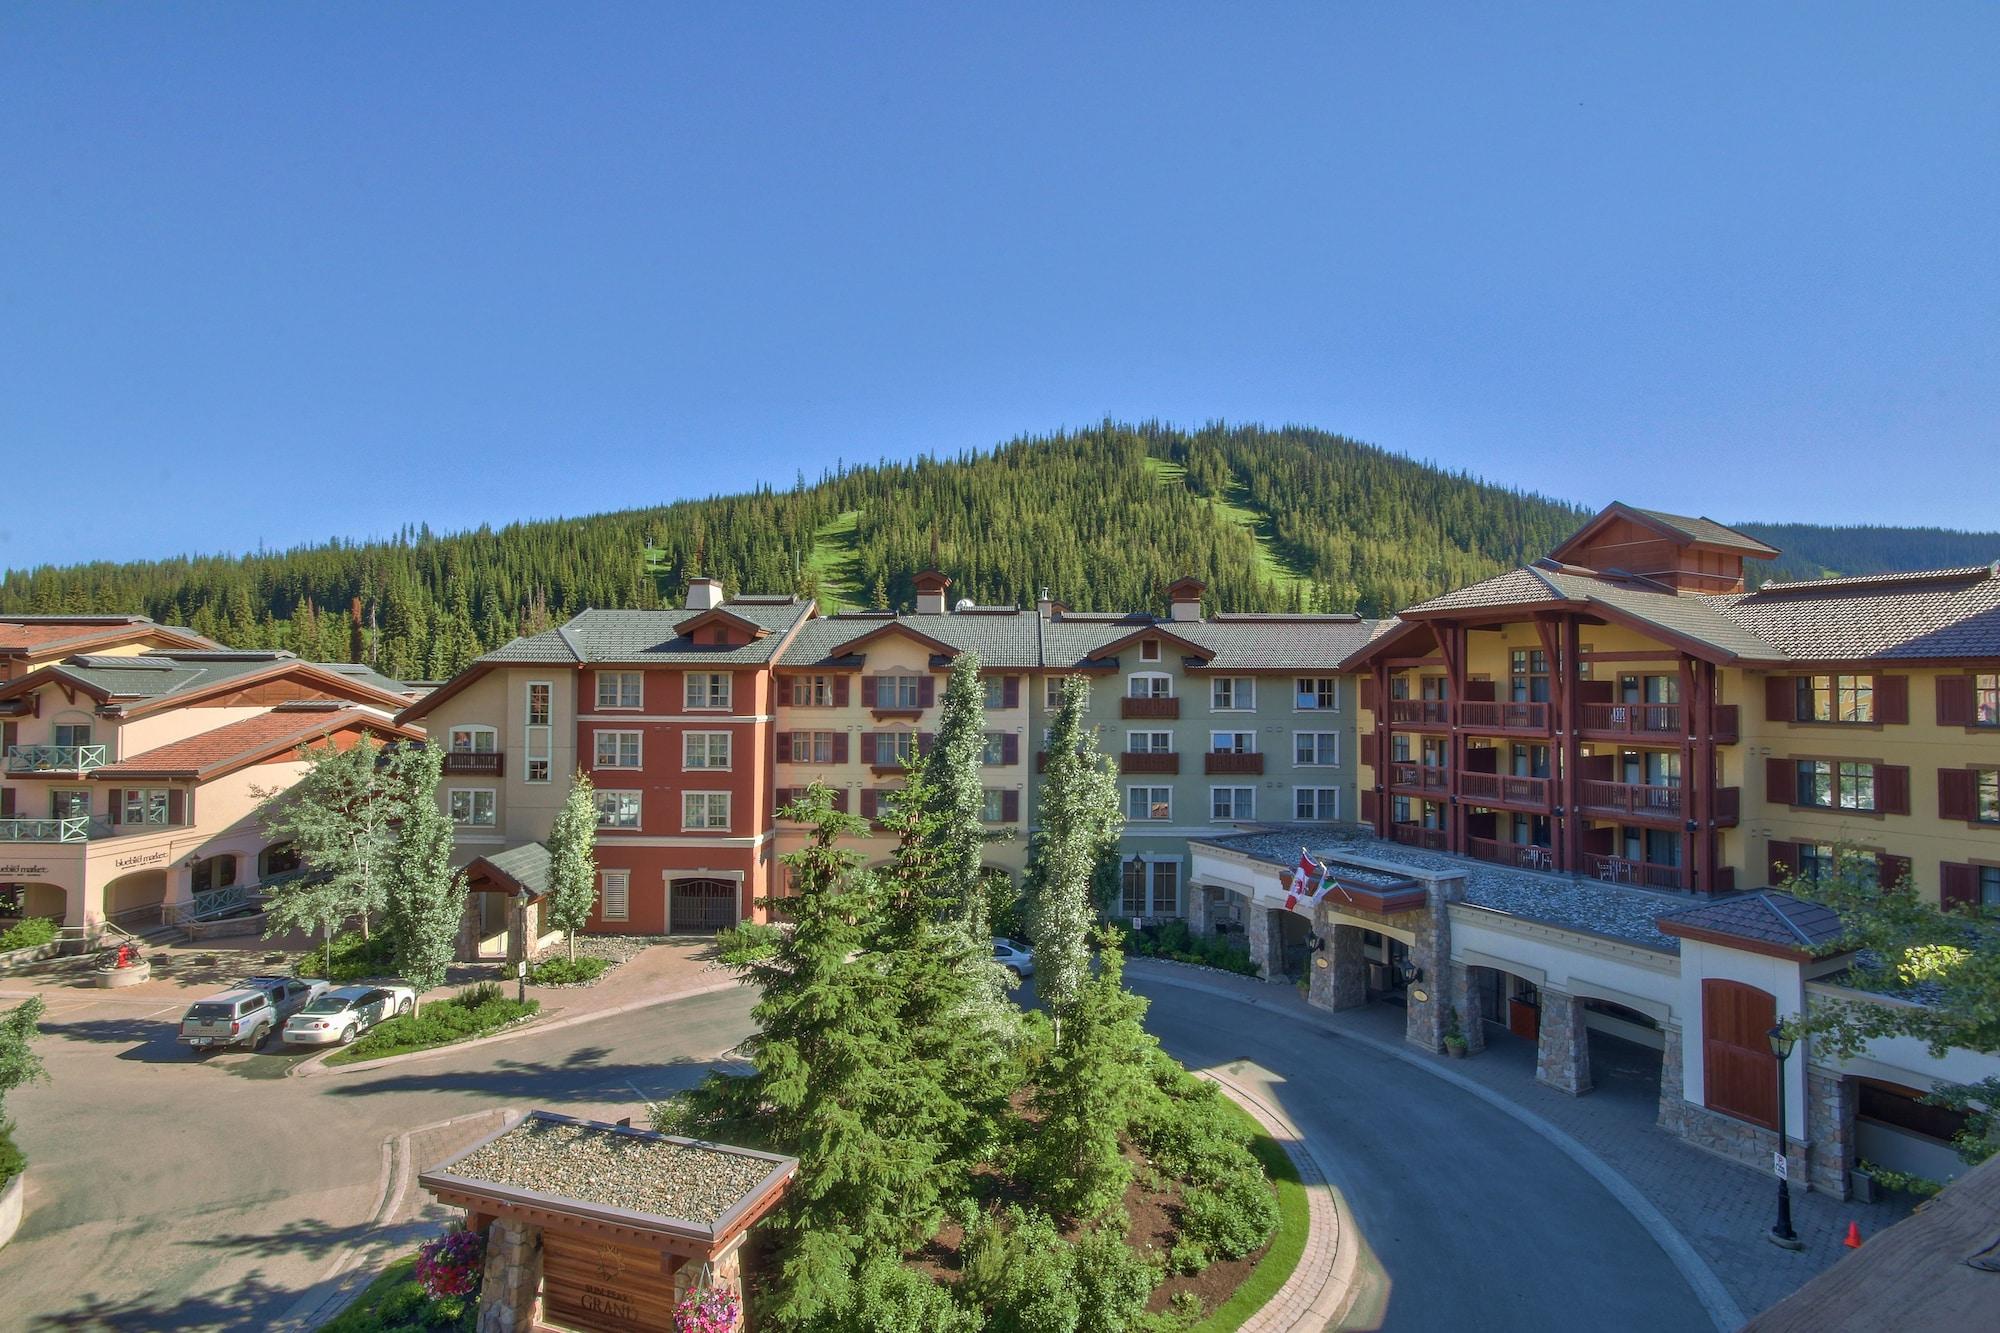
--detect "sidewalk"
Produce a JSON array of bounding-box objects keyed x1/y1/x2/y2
[{"x1": 1127, "y1": 960, "x2": 1911, "y2": 1326}]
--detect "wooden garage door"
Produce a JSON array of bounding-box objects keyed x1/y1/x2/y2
[
  {"x1": 1701, "y1": 979, "x2": 1777, "y2": 1130},
  {"x1": 668, "y1": 878, "x2": 738, "y2": 934}
]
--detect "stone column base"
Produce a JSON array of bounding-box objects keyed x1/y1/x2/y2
[{"x1": 1534, "y1": 990, "x2": 1591, "y2": 1096}]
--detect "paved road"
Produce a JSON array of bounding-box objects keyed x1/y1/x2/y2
[{"x1": 3, "y1": 971, "x2": 1708, "y2": 1331}]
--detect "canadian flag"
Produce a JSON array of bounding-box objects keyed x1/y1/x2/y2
[{"x1": 1285, "y1": 848, "x2": 1325, "y2": 912}]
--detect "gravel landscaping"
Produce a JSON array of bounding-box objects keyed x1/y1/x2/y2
[{"x1": 448, "y1": 1117, "x2": 778, "y2": 1224}]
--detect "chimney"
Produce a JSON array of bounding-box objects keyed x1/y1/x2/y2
[
  {"x1": 1166, "y1": 577, "x2": 1205, "y2": 623},
  {"x1": 1037, "y1": 586, "x2": 1053, "y2": 617},
  {"x1": 684, "y1": 577, "x2": 724, "y2": 611},
  {"x1": 913, "y1": 570, "x2": 951, "y2": 616}
]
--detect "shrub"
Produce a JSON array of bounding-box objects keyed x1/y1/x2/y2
[
  {"x1": 414, "y1": 1227, "x2": 484, "y2": 1299},
  {"x1": 455, "y1": 981, "x2": 504, "y2": 1010},
  {"x1": 527, "y1": 955, "x2": 606, "y2": 986},
  {"x1": 336, "y1": 988, "x2": 537, "y2": 1062},
  {"x1": 1072, "y1": 1220, "x2": 1156, "y2": 1331},
  {"x1": 960, "y1": 1207, "x2": 1082, "y2": 1333},
  {"x1": 0, "y1": 917, "x2": 59, "y2": 952},
  {"x1": 1118, "y1": 922, "x2": 1258, "y2": 977},
  {"x1": 320, "y1": 1253, "x2": 477, "y2": 1333},
  {"x1": 714, "y1": 921, "x2": 781, "y2": 965},
  {"x1": 839, "y1": 1254, "x2": 976, "y2": 1333},
  {"x1": 0, "y1": 1125, "x2": 25, "y2": 1188},
  {"x1": 300, "y1": 930, "x2": 397, "y2": 982},
  {"x1": 1178, "y1": 1170, "x2": 1280, "y2": 1263}
]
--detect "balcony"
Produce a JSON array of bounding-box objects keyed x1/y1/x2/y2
[
  {"x1": 1457, "y1": 771, "x2": 1552, "y2": 808},
  {"x1": 1387, "y1": 699, "x2": 1450, "y2": 728},
  {"x1": 1456, "y1": 700, "x2": 1549, "y2": 734},
  {"x1": 5, "y1": 744, "x2": 109, "y2": 775},
  {"x1": 1121, "y1": 696, "x2": 1180, "y2": 720},
  {"x1": 1578, "y1": 702, "x2": 1681, "y2": 739},
  {"x1": 1387, "y1": 761, "x2": 1449, "y2": 794},
  {"x1": 1388, "y1": 821, "x2": 1446, "y2": 851},
  {"x1": 1120, "y1": 751, "x2": 1180, "y2": 775},
  {"x1": 1468, "y1": 836, "x2": 1554, "y2": 871},
  {"x1": 1580, "y1": 852, "x2": 1685, "y2": 890},
  {"x1": 443, "y1": 751, "x2": 504, "y2": 776},
  {"x1": 1577, "y1": 779, "x2": 1683, "y2": 822},
  {"x1": 0, "y1": 816, "x2": 105, "y2": 843},
  {"x1": 1204, "y1": 751, "x2": 1264, "y2": 776}
]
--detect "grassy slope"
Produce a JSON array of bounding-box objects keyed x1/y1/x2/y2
[
  {"x1": 1143, "y1": 457, "x2": 1314, "y2": 597},
  {"x1": 1189, "y1": 1096, "x2": 1312, "y2": 1333},
  {"x1": 804, "y1": 507, "x2": 864, "y2": 611}
]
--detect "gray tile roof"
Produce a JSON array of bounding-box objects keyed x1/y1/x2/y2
[
  {"x1": 40, "y1": 651, "x2": 415, "y2": 704},
  {"x1": 1036, "y1": 613, "x2": 1381, "y2": 672},
  {"x1": 1629, "y1": 507, "x2": 1779, "y2": 556},
  {"x1": 478, "y1": 600, "x2": 813, "y2": 667},
  {"x1": 476, "y1": 841, "x2": 552, "y2": 898},
  {"x1": 1709, "y1": 565, "x2": 2000, "y2": 661},
  {"x1": 779, "y1": 609, "x2": 1044, "y2": 670},
  {"x1": 1401, "y1": 567, "x2": 1565, "y2": 615},
  {"x1": 1656, "y1": 891, "x2": 1848, "y2": 956}
]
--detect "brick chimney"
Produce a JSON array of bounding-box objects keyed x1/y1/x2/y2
[
  {"x1": 1166, "y1": 577, "x2": 1205, "y2": 623},
  {"x1": 684, "y1": 577, "x2": 724, "y2": 611},
  {"x1": 913, "y1": 570, "x2": 951, "y2": 616}
]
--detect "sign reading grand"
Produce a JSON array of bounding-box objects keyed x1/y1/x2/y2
[{"x1": 540, "y1": 1233, "x2": 677, "y2": 1333}]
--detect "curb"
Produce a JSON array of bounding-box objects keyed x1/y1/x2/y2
[
  {"x1": 289, "y1": 976, "x2": 744, "y2": 1079},
  {"x1": 1129, "y1": 961, "x2": 1745, "y2": 1333},
  {"x1": 1199, "y1": 1069, "x2": 1363, "y2": 1332}
]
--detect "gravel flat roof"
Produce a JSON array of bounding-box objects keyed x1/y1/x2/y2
[
  {"x1": 444, "y1": 1115, "x2": 786, "y2": 1227},
  {"x1": 1199, "y1": 826, "x2": 1691, "y2": 953}
]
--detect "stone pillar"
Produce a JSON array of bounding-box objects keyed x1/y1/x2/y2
[
  {"x1": 475, "y1": 1219, "x2": 543, "y2": 1333},
  {"x1": 1807, "y1": 1067, "x2": 1856, "y2": 1198},
  {"x1": 1445, "y1": 963, "x2": 1486, "y2": 1054},
  {"x1": 1535, "y1": 989, "x2": 1592, "y2": 1096},
  {"x1": 1247, "y1": 906, "x2": 1286, "y2": 982},
  {"x1": 674, "y1": 1236, "x2": 746, "y2": 1305},
  {"x1": 1186, "y1": 883, "x2": 1210, "y2": 935},
  {"x1": 1403, "y1": 871, "x2": 1464, "y2": 1053},
  {"x1": 1313, "y1": 923, "x2": 1366, "y2": 1011},
  {"x1": 1656, "y1": 1024, "x2": 1687, "y2": 1132}
]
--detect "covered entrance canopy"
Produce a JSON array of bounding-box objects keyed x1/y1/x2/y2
[{"x1": 461, "y1": 842, "x2": 553, "y2": 963}]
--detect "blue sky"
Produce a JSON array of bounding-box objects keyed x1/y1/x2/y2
[{"x1": 3, "y1": 4, "x2": 1994, "y2": 568}]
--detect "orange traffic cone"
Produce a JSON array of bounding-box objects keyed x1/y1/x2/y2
[{"x1": 1844, "y1": 1221, "x2": 1863, "y2": 1248}]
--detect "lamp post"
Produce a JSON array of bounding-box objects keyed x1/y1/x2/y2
[{"x1": 1767, "y1": 1024, "x2": 1802, "y2": 1250}]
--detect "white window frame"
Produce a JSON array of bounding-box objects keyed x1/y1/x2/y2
[
  {"x1": 1211, "y1": 786, "x2": 1256, "y2": 821},
  {"x1": 1045, "y1": 677, "x2": 1067, "y2": 710},
  {"x1": 878, "y1": 674, "x2": 922, "y2": 709},
  {"x1": 682, "y1": 731, "x2": 732, "y2": 771},
  {"x1": 1295, "y1": 677, "x2": 1340, "y2": 711},
  {"x1": 1126, "y1": 730, "x2": 1173, "y2": 754},
  {"x1": 1121, "y1": 857, "x2": 1181, "y2": 917},
  {"x1": 1210, "y1": 676, "x2": 1255, "y2": 711},
  {"x1": 870, "y1": 731, "x2": 917, "y2": 766},
  {"x1": 1127, "y1": 672, "x2": 1173, "y2": 699},
  {"x1": 790, "y1": 675, "x2": 834, "y2": 707},
  {"x1": 594, "y1": 729, "x2": 643, "y2": 769},
  {"x1": 1210, "y1": 730, "x2": 1257, "y2": 755},
  {"x1": 447, "y1": 725, "x2": 497, "y2": 754},
  {"x1": 685, "y1": 672, "x2": 732, "y2": 711},
  {"x1": 682, "y1": 790, "x2": 731, "y2": 831},
  {"x1": 599, "y1": 869, "x2": 629, "y2": 922},
  {"x1": 448, "y1": 788, "x2": 497, "y2": 827},
  {"x1": 595, "y1": 790, "x2": 642, "y2": 829},
  {"x1": 1139, "y1": 638, "x2": 1161, "y2": 662},
  {"x1": 1294, "y1": 731, "x2": 1340, "y2": 767},
  {"x1": 525, "y1": 680, "x2": 552, "y2": 784},
  {"x1": 1127, "y1": 786, "x2": 1171, "y2": 821},
  {"x1": 1295, "y1": 786, "x2": 1341, "y2": 821},
  {"x1": 596, "y1": 671, "x2": 643, "y2": 710}
]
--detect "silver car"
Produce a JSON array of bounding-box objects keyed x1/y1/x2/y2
[
  {"x1": 282, "y1": 983, "x2": 416, "y2": 1046},
  {"x1": 993, "y1": 938, "x2": 1036, "y2": 979}
]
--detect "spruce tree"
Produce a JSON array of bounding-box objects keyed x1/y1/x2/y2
[
  {"x1": 382, "y1": 742, "x2": 468, "y2": 991},
  {"x1": 544, "y1": 770, "x2": 598, "y2": 960},
  {"x1": 920, "y1": 651, "x2": 1005, "y2": 936},
  {"x1": 257, "y1": 735, "x2": 397, "y2": 972},
  {"x1": 1027, "y1": 674, "x2": 1121, "y2": 1036}
]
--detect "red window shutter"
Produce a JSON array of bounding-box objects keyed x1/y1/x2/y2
[
  {"x1": 774, "y1": 788, "x2": 793, "y2": 816},
  {"x1": 833, "y1": 675, "x2": 850, "y2": 707},
  {"x1": 859, "y1": 677, "x2": 877, "y2": 708},
  {"x1": 919, "y1": 677, "x2": 936, "y2": 708},
  {"x1": 1874, "y1": 675, "x2": 1908, "y2": 725},
  {"x1": 1875, "y1": 853, "x2": 1911, "y2": 889},
  {"x1": 0, "y1": 788, "x2": 13, "y2": 819},
  {"x1": 775, "y1": 732, "x2": 792, "y2": 763},
  {"x1": 1002, "y1": 733, "x2": 1020, "y2": 765},
  {"x1": 859, "y1": 788, "x2": 879, "y2": 819},
  {"x1": 167, "y1": 790, "x2": 186, "y2": 825},
  {"x1": 1764, "y1": 757, "x2": 1796, "y2": 806},
  {"x1": 1002, "y1": 790, "x2": 1020, "y2": 822},
  {"x1": 1360, "y1": 677, "x2": 1377, "y2": 712},
  {"x1": 1, "y1": 721, "x2": 15, "y2": 751},
  {"x1": 1936, "y1": 676, "x2": 1975, "y2": 726},
  {"x1": 1003, "y1": 676, "x2": 1020, "y2": 709},
  {"x1": 917, "y1": 731, "x2": 934, "y2": 756},
  {"x1": 1875, "y1": 764, "x2": 1910, "y2": 816},
  {"x1": 1764, "y1": 675, "x2": 1793, "y2": 722},
  {"x1": 1939, "y1": 768, "x2": 1977, "y2": 822},
  {"x1": 106, "y1": 789, "x2": 122, "y2": 824},
  {"x1": 1940, "y1": 861, "x2": 1978, "y2": 909},
  {"x1": 831, "y1": 788, "x2": 849, "y2": 813},
  {"x1": 832, "y1": 733, "x2": 849, "y2": 764},
  {"x1": 1360, "y1": 790, "x2": 1378, "y2": 824},
  {"x1": 1766, "y1": 839, "x2": 1800, "y2": 883}
]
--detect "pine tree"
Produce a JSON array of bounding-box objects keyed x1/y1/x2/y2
[
  {"x1": 257, "y1": 736, "x2": 397, "y2": 972},
  {"x1": 382, "y1": 743, "x2": 468, "y2": 991},
  {"x1": 545, "y1": 770, "x2": 598, "y2": 960},
  {"x1": 920, "y1": 651, "x2": 1005, "y2": 936},
  {"x1": 1027, "y1": 675, "x2": 1122, "y2": 1037}
]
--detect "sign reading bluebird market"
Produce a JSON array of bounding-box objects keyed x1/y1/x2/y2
[{"x1": 417, "y1": 1111, "x2": 796, "y2": 1333}]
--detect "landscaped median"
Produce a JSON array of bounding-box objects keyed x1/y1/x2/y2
[
  {"x1": 1189, "y1": 1098, "x2": 1311, "y2": 1333},
  {"x1": 322, "y1": 982, "x2": 538, "y2": 1068}
]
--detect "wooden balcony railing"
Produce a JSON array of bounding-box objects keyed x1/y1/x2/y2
[
  {"x1": 1456, "y1": 700, "x2": 1549, "y2": 733},
  {"x1": 1388, "y1": 761, "x2": 1449, "y2": 793},
  {"x1": 1120, "y1": 696, "x2": 1180, "y2": 720},
  {"x1": 1388, "y1": 822, "x2": 1446, "y2": 851},
  {"x1": 1457, "y1": 771, "x2": 1552, "y2": 807},
  {"x1": 443, "y1": 751, "x2": 504, "y2": 776},
  {"x1": 1577, "y1": 779, "x2": 1683, "y2": 821},
  {"x1": 0, "y1": 815, "x2": 97, "y2": 843},
  {"x1": 5, "y1": 744, "x2": 109, "y2": 774},
  {"x1": 1119, "y1": 751, "x2": 1180, "y2": 775},
  {"x1": 1578, "y1": 702, "x2": 1681, "y2": 737},
  {"x1": 1581, "y1": 852, "x2": 1684, "y2": 890},
  {"x1": 1204, "y1": 751, "x2": 1264, "y2": 775},
  {"x1": 1387, "y1": 699, "x2": 1451, "y2": 727},
  {"x1": 1467, "y1": 836, "x2": 1554, "y2": 870}
]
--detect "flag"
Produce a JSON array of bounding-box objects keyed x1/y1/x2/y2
[{"x1": 1286, "y1": 847, "x2": 1324, "y2": 912}]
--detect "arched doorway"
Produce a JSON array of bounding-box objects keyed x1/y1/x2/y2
[
  {"x1": 1579, "y1": 997, "x2": 1666, "y2": 1108},
  {"x1": 102, "y1": 869, "x2": 170, "y2": 929},
  {"x1": 0, "y1": 882, "x2": 68, "y2": 926},
  {"x1": 668, "y1": 878, "x2": 739, "y2": 934}
]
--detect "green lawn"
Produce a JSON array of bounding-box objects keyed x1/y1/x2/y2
[
  {"x1": 1188, "y1": 1097, "x2": 1312, "y2": 1333},
  {"x1": 320, "y1": 1255, "x2": 474, "y2": 1333}
]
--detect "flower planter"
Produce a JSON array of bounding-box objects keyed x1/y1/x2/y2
[
  {"x1": 94, "y1": 959, "x2": 152, "y2": 988},
  {"x1": 1849, "y1": 1169, "x2": 1878, "y2": 1204},
  {"x1": 0, "y1": 1171, "x2": 24, "y2": 1251}
]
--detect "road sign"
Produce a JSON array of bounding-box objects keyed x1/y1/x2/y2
[{"x1": 1772, "y1": 1151, "x2": 1789, "y2": 1181}]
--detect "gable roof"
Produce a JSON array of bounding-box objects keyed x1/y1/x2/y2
[
  {"x1": 90, "y1": 705, "x2": 420, "y2": 782},
  {"x1": 1656, "y1": 891, "x2": 1850, "y2": 961},
  {"x1": 0, "y1": 615, "x2": 217, "y2": 661},
  {"x1": 778, "y1": 609, "x2": 1044, "y2": 671},
  {"x1": 1550, "y1": 502, "x2": 1779, "y2": 564},
  {"x1": 1709, "y1": 563, "x2": 2000, "y2": 662},
  {"x1": 0, "y1": 650, "x2": 416, "y2": 715},
  {"x1": 465, "y1": 842, "x2": 552, "y2": 899}
]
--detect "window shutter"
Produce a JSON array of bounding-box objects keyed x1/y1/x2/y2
[
  {"x1": 1937, "y1": 676, "x2": 1975, "y2": 726},
  {"x1": 1360, "y1": 790, "x2": 1379, "y2": 824},
  {"x1": 917, "y1": 731, "x2": 935, "y2": 756},
  {"x1": 1875, "y1": 675, "x2": 1908, "y2": 725},
  {"x1": 859, "y1": 676, "x2": 877, "y2": 708},
  {"x1": 106, "y1": 789, "x2": 122, "y2": 824},
  {"x1": 1002, "y1": 790, "x2": 1020, "y2": 822},
  {"x1": 0, "y1": 788, "x2": 13, "y2": 819},
  {"x1": 831, "y1": 788, "x2": 849, "y2": 813},
  {"x1": 1002, "y1": 733, "x2": 1020, "y2": 765},
  {"x1": 1360, "y1": 677, "x2": 1377, "y2": 712},
  {"x1": 1875, "y1": 853, "x2": 1911, "y2": 889},
  {"x1": 1875, "y1": 764, "x2": 1911, "y2": 816},
  {"x1": 859, "y1": 788, "x2": 879, "y2": 819},
  {"x1": 1940, "y1": 861, "x2": 1978, "y2": 909},
  {"x1": 833, "y1": 675, "x2": 850, "y2": 707},
  {"x1": 919, "y1": 676, "x2": 936, "y2": 708},
  {"x1": 1, "y1": 721, "x2": 15, "y2": 752},
  {"x1": 1764, "y1": 757, "x2": 1796, "y2": 806},
  {"x1": 1003, "y1": 676, "x2": 1020, "y2": 709},
  {"x1": 1939, "y1": 768, "x2": 1976, "y2": 822},
  {"x1": 830, "y1": 732, "x2": 848, "y2": 764},
  {"x1": 1764, "y1": 675, "x2": 1792, "y2": 722},
  {"x1": 775, "y1": 732, "x2": 792, "y2": 763},
  {"x1": 167, "y1": 790, "x2": 185, "y2": 825},
  {"x1": 1766, "y1": 839, "x2": 1800, "y2": 883}
]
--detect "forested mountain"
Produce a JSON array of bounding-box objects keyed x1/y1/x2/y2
[
  {"x1": 1740, "y1": 523, "x2": 2000, "y2": 585},
  {"x1": 2, "y1": 422, "x2": 1991, "y2": 682}
]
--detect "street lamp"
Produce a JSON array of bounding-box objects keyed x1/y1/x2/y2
[{"x1": 1767, "y1": 1024, "x2": 1802, "y2": 1250}]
